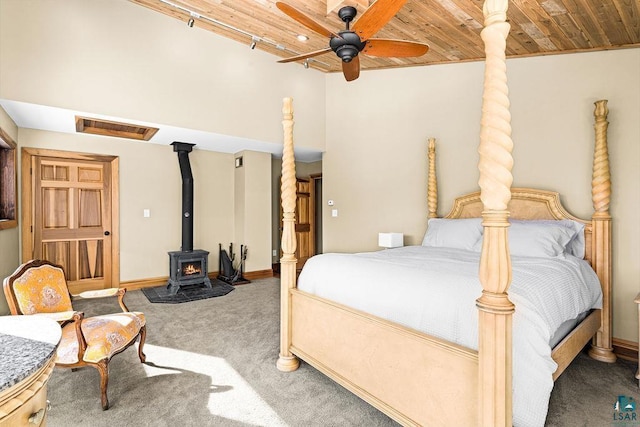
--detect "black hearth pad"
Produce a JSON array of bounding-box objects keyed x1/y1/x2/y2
[{"x1": 141, "y1": 280, "x2": 234, "y2": 304}]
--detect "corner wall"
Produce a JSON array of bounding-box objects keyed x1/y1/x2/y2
[{"x1": 234, "y1": 151, "x2": 272, "y2": 272}]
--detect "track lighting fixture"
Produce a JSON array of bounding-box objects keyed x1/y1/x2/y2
[
  {"x1": 187, "y1": 11, "x2": 199, "y2": 28},
  {"x1": 303, "y1": 60, "x2": 309, "y2": 69},
  {"x1": 158, "y1": 0, "x2": 330, "y2": 67}
]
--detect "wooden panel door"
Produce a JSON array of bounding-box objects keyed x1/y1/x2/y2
[
  {"x1": 31, "y1": 156, "x2": 113, "y2": 292},
  {"x1": 295, "y1": 178, "x2": 314, "y2": 269}
]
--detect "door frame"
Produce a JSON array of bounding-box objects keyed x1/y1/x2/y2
[
  {"x1": 21, "y1": 147, "x2": 120, "y2": 288},
  {"x1": 310, "y1": 173, "x2": 322, "y2": 255}
]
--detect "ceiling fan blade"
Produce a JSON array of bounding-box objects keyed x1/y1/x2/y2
[
  {"x1": 276, "y1": 2, "x2": 339, "y2": 39},
  {"x1": 277, "y1": 48, "x2": 332, "y2": 63},
  {"x1": 342, "y1": 56, "x2": 360, "y2": 81},
  {"x1": 352, "y1": 0, "x2": 407, "y2": 41},
  {"x1": 363, "y1": 39, "x2": 429, "y2": 58}
]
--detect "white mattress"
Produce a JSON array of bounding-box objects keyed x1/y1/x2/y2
[{"x1": 297, "y1": 246, "x2": 602, "y2": 427}]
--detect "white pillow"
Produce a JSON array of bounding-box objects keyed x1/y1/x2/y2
[
  {"x1": 509, "y1": 219, "x2": 585, "y2": 258},
  {"x1": 503, "y1": 221, "x2": 576, "y2": 258},
  {"x1": 422, "y1": 218, "x2": 483, "y2": 251}
]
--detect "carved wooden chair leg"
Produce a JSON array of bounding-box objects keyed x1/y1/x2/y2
[
  {"x1": 138, "y1": 325, "x2": 147, "y2": 363},
  {"x1": 95, "y1": 361, "x2": 110, "y2": 410}
]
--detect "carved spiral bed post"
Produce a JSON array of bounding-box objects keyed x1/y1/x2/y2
[
  {"x1": 277, "y1": 97, "x2": 300, "y2": 372},
  {"x1": 427, "y1": 138, "x2": 438, "y2": 219},
  {"x1": 476, "y1": 0, "x2": 514, "y2": 425},
  {"x1": 588, "y1": 100, "x2": 616, "y2": 363}
]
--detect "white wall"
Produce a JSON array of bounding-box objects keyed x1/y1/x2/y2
[
  {"x1": 0, "y1": 0, "x2": 326, "y2": 151},
  {"x1": 234, "y1": 150, "x2": 272, "y2": 272},
  {"x1": 323, "y1": 48, "x2": 640, "y2": 341}
]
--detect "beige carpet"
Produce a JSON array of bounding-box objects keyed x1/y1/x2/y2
[{"x1": 45, "y1": 278, "x2": 638, "y2": 426}]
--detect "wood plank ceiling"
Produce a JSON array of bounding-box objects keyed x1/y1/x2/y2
[{"x1": 129, "y1": 0, "x2": 640, "y2": 73}]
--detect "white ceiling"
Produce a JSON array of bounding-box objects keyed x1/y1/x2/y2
[{"x1": 0, "y1": 99, "x2": 323, "y2": 162}]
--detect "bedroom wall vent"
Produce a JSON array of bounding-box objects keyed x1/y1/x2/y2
[
  {"x1": 166, "y1": 142, "x2": 212, "y2": 295},
  {"x1": 75, "y1": 116, "x2": 159, "y2": 141}
]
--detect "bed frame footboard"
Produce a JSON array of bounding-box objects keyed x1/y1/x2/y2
[{"x1": 291, "y1": 289, "x2": 479, "y2": 426}]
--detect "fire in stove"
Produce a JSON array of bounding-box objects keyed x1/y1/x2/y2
[{"x1": 182, "y1": 263, "x2": 201, "y2": 276}]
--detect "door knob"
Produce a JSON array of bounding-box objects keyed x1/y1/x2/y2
[{"x1": 104, "y1": 231, "x2": 110, "y2": 236}]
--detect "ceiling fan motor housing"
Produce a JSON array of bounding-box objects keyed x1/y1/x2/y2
[
  {"x1": 330, "y1": 31, "x2": 366, "y2": 62},
  {"x1": 338, "y1": 6, "x2": 358, "y2": 24}
]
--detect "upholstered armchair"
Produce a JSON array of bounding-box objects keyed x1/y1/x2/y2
[{"x1": 2, "y1": 259, "x2": 146, "y2": 410}]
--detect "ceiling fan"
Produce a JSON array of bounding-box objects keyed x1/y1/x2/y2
[{"x1": 275, "y1": 0, "x2": 429, "y2": 81}]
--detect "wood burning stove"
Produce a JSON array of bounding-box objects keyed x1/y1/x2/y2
[
  {"x1": 167, "y1": 249, "x2": 211, "y2": 295},
  {"x1": 166, "y1": 142, "x2": 212, "y2": 295}
]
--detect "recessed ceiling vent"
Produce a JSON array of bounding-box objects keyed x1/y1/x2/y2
[{"x1": 75, "y1": 116, "x2": 159, "y2": 141}]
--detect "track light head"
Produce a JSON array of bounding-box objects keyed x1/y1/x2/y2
[
  {"x1": 250, "y1": 36, "x2": 260, "y2": 50},
  {"x1": 187, "y1": 11, "x2": 199, "y2": 28},
  {"x1": 303, "y1": 60, "x2": 309, "y2": 69}
]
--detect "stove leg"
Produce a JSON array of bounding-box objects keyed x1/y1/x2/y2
[
  {"x1": 167, "y1": 281, "x2": 180, "y2": 295},
  {"x1": 203, "y1": 277, "x2": 212, "y2": 289}
]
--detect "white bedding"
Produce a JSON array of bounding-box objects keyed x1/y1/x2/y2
[{"x1": 297, "y1": 246, "x2": 603, "y2": 427}]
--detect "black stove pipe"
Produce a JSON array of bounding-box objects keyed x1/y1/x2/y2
[{"x1": 171, "y1": 141, "x2": 196, "y2": 252}]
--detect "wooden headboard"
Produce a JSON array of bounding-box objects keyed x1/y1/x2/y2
[
  {"x1": 425, "y1": 100, "x2": 614, "y2": 365},
  {"x1": 444, "y1": 188, "x2": 593, "y2": 265}
]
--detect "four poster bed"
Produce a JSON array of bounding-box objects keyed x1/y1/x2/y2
[{"x1": 276, "y1": 1, "x2": 615, "y2": 426}]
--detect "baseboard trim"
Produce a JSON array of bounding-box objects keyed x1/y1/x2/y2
[
  {"x1": 243, "y1": 269, "x2": 273, "y2": 280},
  {"x1": 613, "y1": 338, "x2": 638, "y2": 362},
  {"x1": 120, "y1": 276, "x2": 168, "y2": 291},
  {"x1": 120, "y1": 269, "x2": 273, "y2": 291}
]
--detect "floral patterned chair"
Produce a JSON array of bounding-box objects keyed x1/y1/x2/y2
[{"x1": 2, "y1": 259, "x2": 146, "y2": 410}]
